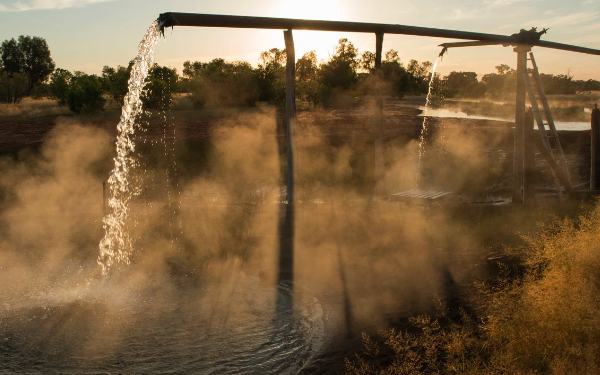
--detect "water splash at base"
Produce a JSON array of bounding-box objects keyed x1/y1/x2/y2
[{"x1": 98, "y1": 21, "x2": 162, "y2": 275}]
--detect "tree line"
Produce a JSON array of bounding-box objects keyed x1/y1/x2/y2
[
  {"x1": 442, "y1": 64, "x2": 600, "y2": 99},
  {"x1": 2, "y1": 35, "x2": 599, "y2": 113}
]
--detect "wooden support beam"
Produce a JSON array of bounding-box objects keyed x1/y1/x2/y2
[
  {"x1": 375, "y1": 33, "x2": 383, "y2": 70},
  {"x1": 591, "y1": 104, "x2": 600, "y2": 190},
  {"x1": 512, "y1": 46, "x2": 530, "y2": 203},
  {"x1": 524, "y1": 107, "x2": 536, "y2": 202},
  {"x1": 284, "y1": 29, "x2": 296, "y2": 205},
  {"x1": 374, "y1": 32, "x2": 384, "y2": 185},
  {"x1": 527, "y1": 130, "x2": 574, "y2": 196}
]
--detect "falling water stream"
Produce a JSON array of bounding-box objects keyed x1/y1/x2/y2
[
  {"x1": 416, "y1": 57, "x2": 441, "y2": 188},
  {"x1": 98, "y1": 21, "x2": 162, "y2": 275}
]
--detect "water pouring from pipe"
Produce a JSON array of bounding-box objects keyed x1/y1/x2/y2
[
  {"x1": 416, "y1": 56, "x2": 441, "y2": 188},
  {"x1": 98, "y1": 21, "x2": 162, "y2": 276}
]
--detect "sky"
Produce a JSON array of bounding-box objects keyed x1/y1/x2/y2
[{"x1": 0, "y1": 0, "x2": 598, "y2": 80}]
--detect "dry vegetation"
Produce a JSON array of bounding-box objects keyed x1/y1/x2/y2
[
  {"x1": 0, "y1": 97, "x2": 70, "y2": 119},
  {"x1": 346, "y1": 200, "x2": 600, "y2": 374}
]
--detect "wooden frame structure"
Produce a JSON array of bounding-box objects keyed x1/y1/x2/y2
[{"x1": 157, "y1": 12, "x2": 600, "y2": 204}]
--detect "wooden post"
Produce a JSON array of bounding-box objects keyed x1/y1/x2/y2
[
  {"x1": 374, "y1": 32, "x2": 384, "y2": 186},
  {"x1": 591, "y1": 104, "x2": 600, "y2": 190},
  {"x1": 284, "y1": 29, "x2": 296, "y2": 205},
  {"x1": 275, "y1": 29, "x2": 297, "y2": 284},
  {"x1": 513, "y1": 45, "x2": 530, "y2": 203},
  {"x1": 524, "y1": 107, "x2": 536, "y2": 202}
]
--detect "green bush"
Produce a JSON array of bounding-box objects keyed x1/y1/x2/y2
[
  {"x1": 0, "y1": 35, "x2": 55, "y2": 102},
  {"x1": 0, "y1": 71, "x2": 28, "y2": 103},
  {"x1": 66, "y1": 73, "x2": 105, "y2": 114},
  {"x1": 185, "y1": 59, "x2": 259, "y2": 108},
  {"x1": 47, "y1": 68, "x2": 72, "y2": 106},
  {"x1": 101, "y1": 64, "x2": 131, "y2": 104},
  {"x1": 142, "y1": 64, "x2": 179, "y2": 110},
  {"x1": 255, "y1": 49, "x2": 286, "y2": 104}
]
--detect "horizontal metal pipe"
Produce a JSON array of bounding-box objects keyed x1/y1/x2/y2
[
  {"x1": 440, "y1": 41, "x2": 503, "y2": 48},
  {"x1": 159, "y1": 12, "x2": 517, "y2": 41},
  {"x1": 158, "y1": 12, "x2": 600, "y2": 56},
  {"x1": 537, "y1": 40, "x2": 600, "y2": 56},
  {"x1": 440, "y1": 40, "x2": 600, "y2": 56}
]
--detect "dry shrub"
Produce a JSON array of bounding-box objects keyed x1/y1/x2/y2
[
  {"x1": 347, "y1": 200, "x2": 600, "y2": 375},
  {"x1": 346, "y1": 297, "x2": 485, "y2": 375},
  {"x1": 0, "y1": 97, "x2": 70, "y2": 118},
  {"x1": 483, "y1": 203, "x2": 600, "y2": 374}
]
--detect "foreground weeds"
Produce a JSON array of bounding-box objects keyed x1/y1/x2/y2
[{"x1": 347, "y1": 201, "x2": 600, "y2": 375}]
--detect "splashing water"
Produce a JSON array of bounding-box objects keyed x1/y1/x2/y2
[
  {"x1": 98, "y1": 21, "x2": 162, "y2": 275},
  {"x1": 416, "y1": 57, "x2": 441, "y2": 188}
]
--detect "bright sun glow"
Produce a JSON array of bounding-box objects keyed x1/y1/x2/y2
[
  {"x1": 275, "y1": 0, "x2": 344, "y2": 20},
  {"x1": 269, "y1": 0, "x2": 350, "y2": 63}
]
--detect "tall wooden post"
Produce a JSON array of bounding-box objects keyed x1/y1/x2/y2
[
  {"x1": 374, "y1": 32, "x2": 384, "y2": 187},
  {"x1": 591, "y1": 104, "x2": 600, "y2": 190},
  {"x1": 524, "y1": 107, "x2": 536, "y2": 201},
  {"x1": 284, "y1": 29, "x2": 296, "y2": 205},
  {"x1": 513, "y1": 45, "x2": 530, "y2": 203},
  {"x1": 276, "y1": 29, "x2": 296, "y2": 284}
]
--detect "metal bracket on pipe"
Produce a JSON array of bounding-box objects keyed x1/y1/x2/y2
[{"x1": 438, "y1": 27, "x2": 550, "y2": 56}]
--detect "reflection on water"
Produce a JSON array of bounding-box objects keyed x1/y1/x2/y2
[
  {"x1": 419, "y1": 106, "x2": 590, "y2": 131},
  {"x1": 0, "y1": 269, "x2": 324, "y2": 374}
]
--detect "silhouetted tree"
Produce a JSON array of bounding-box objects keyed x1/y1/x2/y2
[
  {"x1": 360, "y1": 51, "x2": 376, "y2": 74},
  {"x1": 256, "y1": 48, "x2": 287, "y2": 103},
  {"x1": 540, "y1": 72, "x2": 576, "y2": 95},
  {"x1": 185, "y1": 58, "x2": 258, "y2": 108},
  {"x1": 481, "y1": 64, "x2": 516, "y2": 98},
  {"x1": 576, "y1": 79, "x2": 600, "y2": 93},
  {"x1": 296, "y1": 51, "x2": 318, "y2": 82},
  {"x1": 319, "y1": 38, "x2": 359, "y2": 91},
  {"x1": 142, "y1": 64, "x2": 179, "y2": 110},
  {"x1": 296, "y1": 51, "x2": 323, "y2": 106},
  {"x1": 67, "y1": 72, "x2": 105, "y2": 114},
  {"x1": 0, "y1": 71, "x2": 28, "y2": 104},
  {"x1": 407, "y1": 59, "x2": 433, "y2": 93},
  {"x1": 47, "y1": 68, "x2": 72, "y2": 106},
  {"x1": 0, "y1": 36, "x2": 55, "y2": 97},
  {"x1": 101, "y1": 63, "x2": 133, "y2": 103},
  {"x1": 444, "y1": 71, "x2": 486, "y2": 98},
  {"x1": 381, "y1": 49, "x2": 419, "y2": 97}
]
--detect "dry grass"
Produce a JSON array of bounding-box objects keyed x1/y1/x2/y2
[
  {"x1": 347, "y1": 199, "x2": 600, "y2": 375},
  {"x1": 0, "y1": 97, "x2": 70, "y2": 119}
]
